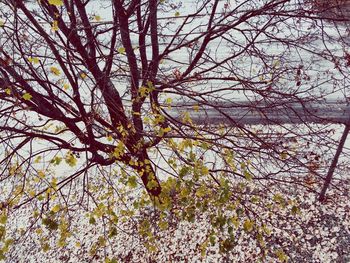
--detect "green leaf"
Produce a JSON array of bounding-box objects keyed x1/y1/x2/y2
[
  {"x1": 147, "y1": 178, "x2": 159, "y2": 190},
  {"x1": 0, "y1": 249, "x2": 6, "y2": 260},
  {"x1": 2, "y1": 238, "x2": 13, "y2": 253},
  {"x1": 221, "y1": 238, "x2": 234, "y2": 252},
  {"x1": 179, "y1": 166, "x2": 190, "y2": 178},
  {"x1": 196, "y1": 185, "x2": 207, "y2": 197},
  {"x1": 108, "y1": 227, "x2": 118, "y2": 238},
  {"x1": 42, "y1": 217, "x2": 58, "y2": 231},
  {"x1": 50, "y1": 156, "x2": 62, "y2": 165},
  {"x1": 230, "y1": 216, "x2": 239, "y2": 228},
  {"x1": 41, "y1": 243, "x2": 50, "y2": 252},
  {"x1": 291, "y1": 205, "x2": 300, "y2": 215},
  {"x1": 34, "y1": 156, "x2": 42, "y2": 163},
  {"x1": 89, "y1": 216, "x2": 96, "y2": 225},
  {"x1": 127, "y1": 176, "x2": 138, "y2": 188},
  {"x1": 244, "y1": 170, "x2": 253, "y2": 181},
  {"x1": 0, "y1": 226, "x2": 5, "y2": 240},
  {"x1": 0, "y1": 214, "x2": 7, "y2": 225},
  {"x1": 209, "y1": 234, "x2": 216, "y2": 246},
  {"x1": 113, "y1": 141, "x2": 125, "y2": 158},
  {"x1": 65, "y1": 151, "x2": 77, "y2": 167},
  {"x1": 147, "y1": 81, "x2": 154, "y2": 90}
]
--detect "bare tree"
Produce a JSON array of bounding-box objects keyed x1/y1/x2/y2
[{"x1": 0, "y1": 0, "x2": 350, "y2": 260}]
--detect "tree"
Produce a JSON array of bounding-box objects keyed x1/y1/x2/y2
[{"x1": 1, "y1": 0, "x2": 350, "y2": 261}]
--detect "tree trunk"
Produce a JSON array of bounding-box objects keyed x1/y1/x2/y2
[{"x1": 319, "y1": 124, "x2": 350, "y2": 202}]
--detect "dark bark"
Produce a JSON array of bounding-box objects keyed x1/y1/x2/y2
[{"x1": 319, "y1": 124, "x2": 350, "y2": 202}]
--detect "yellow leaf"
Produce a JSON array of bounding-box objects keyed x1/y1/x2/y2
[
  {"x1": 138, "y1": 86, "x2": 149, "y2": 97},
  {"x1": 231, "y1": 216, "x2": 239, "y2": 228},
  {"x1": 51, "y1": 204, "x2": 60, "y2": 213},
  {"x1": 243, "y1": 219, "x2": 254, "y2": 232},
  {"x1": 42, "y1": 243, "x2": 50, "y2": 252},
  {"x1": 182, "y1": 111, "x2": 193, "y2": 124},
  {"x1": 34, "y1": 156, "x2": 42, "y2": 163},
  {"x1": 175, "y1": 11, "x2": 180, "y2": 17},
  {"x1": 29, "y1": 190, "x2": 36, "y2": 197},
  {"x1": 50, "y1": 66, "x2": 61, "y2": 76},
  {"x1": 63, "y1": 83, "x2": 69, "y2": 90},
  {"x1": 193, "y1": 104, "x2": 200, "y2": 112},
  {"x1": 28, "y1": 57, "x2": 39, "y2": 64},
  {"x1": 51, "y1": 177, "x2": 58, "y2": 186},
  {"x1": 273, "y1": 60, "x2": 280, "y2": 68},
  {"x1": 94, "y1": 15, "x2": 101, "y2": 21},
  {"x1": 38, "y1": 170, "x2": 45, "y2": 179},
  {"x1": 113, "y1": 141, "x2": 125, "y2": 158},
  {"x1": 165, "y1": 98, "x2": 172, "y2": 104},
  {"x1": 35, "y1": 228, "x2": 43, "y2": 235},
  {"x1": 80, "y1": 72, "x2": 87, "y2": 79},
  {"x1": 22, "y1": 92, "x2": 32, "y2": 101},
  {"x1": 58, "y1": 239, "x2": 67, "y2": 248},
  {"x1": 163, "y1": 126, "x2": 171, "y2": 133},
  {"x1": 275, "y1": 249, "x2": 288, "y2": 262},
  {"x1": 48, "y1": 0, "x2": 63, "y2": 6},
  {"x1": 118, "y1": 47, "x2": 125, "y2": 54},
  {"x1": 0, "y1": 20, "x2": 4, "y2": 27},
  {"x1": 51, "y1": 20, "x2": 59, "y2": 31},
  {"x1": 49, "y1": 178, "x2": 58, "y2": 192},
  {"x1": 201, "y1": 166, "x2": 209, "y2": 175},
  {"x1": 158, "y1": 220, "x2": 168, "y2": 230},
  {"x1": 5, "y1": 88, "x2": 11, "y2": 95},
  {"x1": 280, "y1": 151, "x2": 288, "y2": 160}
]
